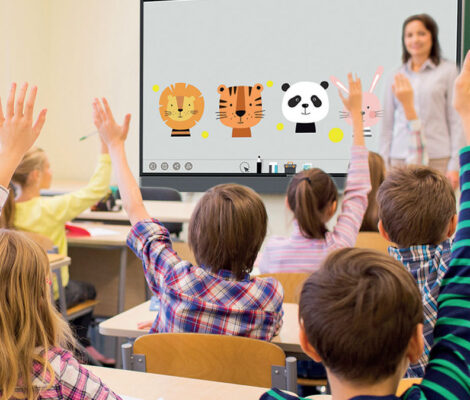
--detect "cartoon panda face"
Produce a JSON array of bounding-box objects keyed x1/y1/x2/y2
[{"x1": 281, "y1": 81, "x2": 329, "y2": 123}]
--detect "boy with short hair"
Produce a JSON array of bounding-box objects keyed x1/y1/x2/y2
[
  {"x1": 93, "y1": 99, "x2": 283, "y2": 340},
  {"x1": 376, "y1": 152, "x2": 457, "y2": 377},
  {"x1": 260, "y1": 50, "x2": 470, "y2": 399}
]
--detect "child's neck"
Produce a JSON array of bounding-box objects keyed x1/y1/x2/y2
[
  {"x1": 328, "y1": 370, "x2": 401, "y2": 400},
  {"x1": 16, "y1": 184, "x2": 40, "y2": 202}
]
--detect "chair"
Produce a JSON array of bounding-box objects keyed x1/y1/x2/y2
[
  {"x1": 258, "y1": 273, "x2": 310, "y2": 304},
  {"x1": 119, "y1": 187, "x2": 183, "y2": 238},
  {"x1": 172, "y1": 241, "x2": 197, "y2": 265},
  {"x1": 355, "y1": 232, "x2": 392, "y2": 254},
  {"x1": 122, "y1": 333, "x2": 297, "y2": 392},
  {"x1": 396, "y1": 378, "x2": 422, "y2": 396}
]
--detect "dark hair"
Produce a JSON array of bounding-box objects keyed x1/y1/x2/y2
[
  {"x1": 287, "y1": 169, "x2": 338, "y2": 239},
  {"x1": 299, "y1": 248, "x2": 423, "y2": 383},
  {"x1": 360, "y1": 152, "x2": 386, "y2": 232},
  {"x1": 188, "y1": 184, "x2": 267, "y2": 280},
  {"x1": 402, "y1": 14, "x2": 441, "y2": 65},
  {"x1": 377, "y1": 166, "x2": 456, "y2": 247}
]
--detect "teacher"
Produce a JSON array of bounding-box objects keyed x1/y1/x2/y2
[{"x1": 380, "y1": 13, "x2": 464, "y2": 188}]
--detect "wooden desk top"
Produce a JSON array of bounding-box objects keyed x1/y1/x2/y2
[
  {"x1": 48, "y1": 254, "x2": 71, "y2": 270},
  {"x1": 99, "y1": 301, "x2": 301, "y2": 353},
  {"x1": 66, "y1": 223, "x2": 130, "y2": 247},
  {"x1": 87, "y1": 365, "x2": 267, "y2": 400},
  {"x1": 76, "y1": 200, "x2": 195, "y2": 224}
]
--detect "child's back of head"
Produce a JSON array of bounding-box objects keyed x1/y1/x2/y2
[
  {"x1": 287, "y1": 168, "x2": 338, "y2": 239},
  {"x1": 299, "y1": 247, "x2": 423, "y2": 383},
  {"x1": 188, "y1": 183, "x2": 267, "y2": 279},
  {"x1": 0, "y1": 229, "x2": 73, "y2": 398},
  {"x1": 377, "y1": 166, "x2": 456, "y2": 247}
]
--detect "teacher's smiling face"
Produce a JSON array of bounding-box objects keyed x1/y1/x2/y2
[{"x1": 404, "y1": 20, "x2": 433, "y2": 60}]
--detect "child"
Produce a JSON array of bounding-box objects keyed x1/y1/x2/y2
[
  {"x1": 2, "y1": 113, "x2": 114, "y2": 365},
  {"x1": 359, "y1": 152, "x2": 385, "y2": 232},
  {"x1": 92, "y1": 98, "x2": 283, "y2": 340},
  {"x1": 0, "y1": 230, "x2": 121, "y2": 399},
  {"x1": 260, "y1": 50, "x2": 470, "y2": 400},
  {"x1": 258, "y1": 74, "x2": 371, "y2": 273},
  {"x1": 0, "y1": 83, "x2": 46, "y2": 217}
]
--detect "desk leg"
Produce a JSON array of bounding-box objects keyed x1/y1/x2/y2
[{"x1": 118, "y1": 247, "x2": 127, "y2": 313}]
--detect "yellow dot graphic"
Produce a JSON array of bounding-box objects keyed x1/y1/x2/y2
[
  {"x1": 276, "y1": 123, "x2": 284, "y2": 131},
  {"x1": 152, "y1": 85, "x2": 160, "y2": 92},
  {"x1": 329, "y1": 128, "x2": 344, "y2": 143},
  {"x1": 201, "y1": 131, "x2": 209, "y2": 139},
  {"x1": 266, "y1": 80, "x2": 273, "y2": 88}
]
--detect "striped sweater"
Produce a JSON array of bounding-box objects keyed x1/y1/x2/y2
[
  {"x1": 260, "y1": 146, "x2": 470, "y2": 399},
  {"x1": 258, "y1": 146, "x2": 371, "y2": 273}
]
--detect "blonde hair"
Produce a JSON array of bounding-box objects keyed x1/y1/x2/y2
[
  {"x1": 0, "y1": 230, "x2": 74, "y2": 399},
  {"x1": 0, "y1": 148, "x2": 47, "y2": 229}
]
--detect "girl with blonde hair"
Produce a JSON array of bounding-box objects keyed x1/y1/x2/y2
[{"x1": 0, "y1": 230, "x2": 120, "y2": 399}]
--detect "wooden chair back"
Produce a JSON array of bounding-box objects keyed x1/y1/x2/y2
[
  {"x1": 172, "y1": 241, "x2": 197, "y2": 265},
  {"x1": 258, "y1": 273, "x2": 310, "y2": 303},
  {"x1": 396, "y1": 378, "x2": 422, "y2": 396},
  {"x1": 133, "y1": 333, "x2": 286, "y2": 388},
  {"x1": 355, "y1": 232, "x2": 392, "y2": 254}
]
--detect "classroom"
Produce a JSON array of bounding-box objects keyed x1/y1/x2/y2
[{"x1": 1, "y1": 0, "x2": 470, "y2": 399}]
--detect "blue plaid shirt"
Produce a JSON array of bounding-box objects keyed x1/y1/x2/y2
[
  {"x1": 388, "y1": 241, "x2": 452, "y2": 377},
  {"x1": 127, "y1": 218, "x2": 284, "y2": 340}
]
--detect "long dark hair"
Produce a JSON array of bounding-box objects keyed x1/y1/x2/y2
[{"x1": 402, "y1": 14, "x2": 441, "y2": 65}]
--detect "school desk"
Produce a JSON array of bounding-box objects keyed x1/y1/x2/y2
[
  {"x1": 98, "y1": 301, "x2": 302, "y2": 354},
  {"x1": 86, "y1": 365, "x2": 267, "y2": 400}
]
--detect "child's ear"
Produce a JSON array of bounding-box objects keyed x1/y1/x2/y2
[
  {"x1": 406, "y1": 323, "x2": 424, "y2": 363},
  {"x1": 447, "y1": 214, "x2": 458, "y2": 238},
  {"x1": 27, "y1": 170, "x2": 40, "y2": 186},
  {"x1": 378, "y1": 220, "x2": 392, "y2": 242},
  {"x1": 299, "y1": 321, "x2": 323, "y2": 362}
]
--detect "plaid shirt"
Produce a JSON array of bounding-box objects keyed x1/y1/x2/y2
[
  {"x1": 25, "y1": 347, "x2": 121, "y2": 399},
  {"x1": 388, "y1": 240, "x2": 451, "y2": 377},
  {"x1": 127, "y1": 219, "x2": 284, "y2": 340}
]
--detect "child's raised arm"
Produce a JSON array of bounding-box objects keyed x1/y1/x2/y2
[
  {"x1": 93, "y1": 98, "x2": 150, "y2": 225},
  {"x1": 0, "y1": 83, "x2": 46, "y2": 189},
  {"x1": 338, "y1": 73, "x2": 364, "y2": 147}
]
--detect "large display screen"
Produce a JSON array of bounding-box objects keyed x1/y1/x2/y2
[{"x1": 140, "y1": 0, "x2": 462, "y2": 192}]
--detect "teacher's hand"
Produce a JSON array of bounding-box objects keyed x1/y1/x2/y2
[
  {"x1": 446, "y1": 170, "x2": 459, "y2": 190},
  {"x1": 393, "y1": 74, "x2": 417, "y2": 121}
]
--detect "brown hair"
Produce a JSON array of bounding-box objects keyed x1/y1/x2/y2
[
  {"x1": 402, "y1": 14, "x2": 441, "y2": 65},
  {"x1": 360, "y1": 152, "x2": 386, "y2": 232},
  {"x1": 188, "y1": 184, "x2": 267, "y2": 279},
  {"x1": 0, "y1": 230, "x2": 74, "y2": 399},
  {"x1": 0, "y1": 148, "x2": 47, "y2": 229},
  {"x1": 377, "y1": 166, "x2": 456, "y2": 247},
  {"x1": 287, "y1": 169, "x2": 338, "y2": 239},
  {"x1": 299, "y1": 248, "x2": 423, "y2": 383}
]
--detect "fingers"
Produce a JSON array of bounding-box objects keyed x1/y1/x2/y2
[
  {"x1": 122, "y1": 113, "x2": 131, "y2": 135},
  {"x1": 463, "y1": 50, "x2": 470, "y2": 72},
  {"x1": 92, "y1": 100, "x2": 103, "y2": 127},
  {"x1": 6, "y1": 83, "x2": 16, "y2": 118},
  {"x1": 32, "y1": 108, "x2": 47, "y2": 138},
  {"x1": 0, "y1": 97, "x2": 4, "y2": 125},
  {"x1": 23, "y1": 85, "x2": 38, "y2": 121},
  {"x1": 93, "y1": 98, "x2": 106, "y2": 124},
  {"x1": 102, "y1": 98, "x2": 116, "y2": 122},
  {"x1": 15, "y1": 83, "x2": 28, "y2": 117}
]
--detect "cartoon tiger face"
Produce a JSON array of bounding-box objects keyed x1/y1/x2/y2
[{"x1": 217, "y1": 84, "x2": 264, "y2": 129}]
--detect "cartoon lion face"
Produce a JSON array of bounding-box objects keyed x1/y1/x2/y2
[
  {"x1": 217, "y1": 84, "x2": 264, "y2": 129},
  {"x1": 159, "y1": 83, "x2": 204, "y2": 131}
]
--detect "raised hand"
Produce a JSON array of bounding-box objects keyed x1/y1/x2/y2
[
  {"x1": 454, "y1": 51, "x2": 470, "y2": 122},
  {"x1": 0, "y1": 83, "x2": 47, "y2": 188},
  {"x1": 92, "y1": 98, "x2": 131, "y2": 149},
  {"x1": 393, "y1": 74, "x2": 417, "y2": 120},
  {"x1": 338, "y1": 73, "x2": 362, "y2": 114}
]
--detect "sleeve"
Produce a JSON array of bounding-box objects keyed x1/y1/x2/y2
[
  {"x1": 42, "y1": 154, "x2": 112, "y2": 223},
  {"x1": 446, "y1": 64, "x2": 465, "y2": 171},
  {"x1": 0, "y1": 185, "x2": 8, "y2": 215},
  {"x1": 57, "y1": 350, "x2": 123, "y2": 399},
  {"x1": 406, "y1": 124, "x2": 429, "y2": 166},
  {"x1": 380, "y1": 76, "x2": 396, "y2": 167},
  {"x1": 406, "y1": 146, "x2": 470, "y2": 399},
  {"x1": 127, "y1": 218, "x2": 184, "y2": 296},
  {"x1": 329, "y1": 146, "x2": 371, "y2": 248}
]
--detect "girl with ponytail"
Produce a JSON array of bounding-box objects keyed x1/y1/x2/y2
[{"x1": 258, "y1": 74, "x2": 371, "y2": 273}]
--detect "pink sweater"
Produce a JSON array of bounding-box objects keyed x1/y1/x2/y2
[{"x1": 258, "y1": 146, "x2": 371, "y2": 273}]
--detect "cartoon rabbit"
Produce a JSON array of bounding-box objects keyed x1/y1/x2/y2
[{"x1": 330, "y1": 66, "x2": 384, "y2": 137}]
